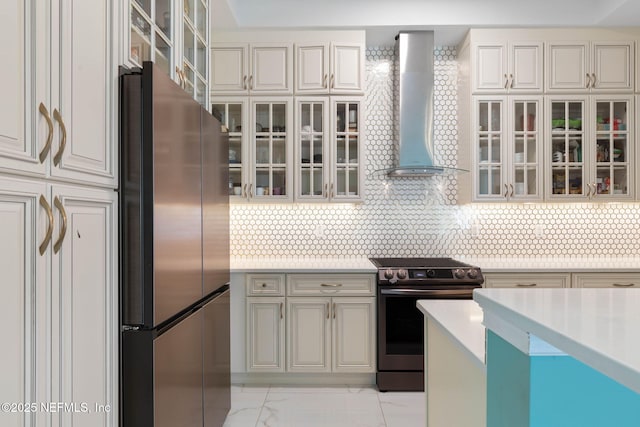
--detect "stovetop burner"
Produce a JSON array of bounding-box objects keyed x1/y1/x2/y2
[{"x1": 369, "y1": 257, "x2": 473, "y2": 269}]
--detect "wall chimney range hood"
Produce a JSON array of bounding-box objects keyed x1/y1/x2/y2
[{"x1": 385, "y1": 31, "x2": 467, "y2": 177}]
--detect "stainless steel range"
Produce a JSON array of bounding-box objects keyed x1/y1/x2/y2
[{"x1": 370, "y1": 258, "x2": 484, "y2": 392}]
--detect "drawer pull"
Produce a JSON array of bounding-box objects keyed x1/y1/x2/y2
[
  {"x1": 613, "y1": 283, "x2": 635, "y2": 287},
  {"x1": 280, "y1": 302, "x2": 283, "y2": 319},
  {"x1": 326, "y1": 302, "x2": 330, "y2": 319},
  {"x1": 333, "y1": 302, "x2": 336, "y2": 319},
  {"x1": 321, "y1": 283, "x2": 342, "y2": 287},
  {"x1": 515, "y1": 283, "x2": 537, "y2": 287},
  {"x1": 261, "y1": 283, "x2": 267, "y2": 288}
]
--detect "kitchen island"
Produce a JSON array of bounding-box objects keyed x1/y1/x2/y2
[{"x1": 474, "y1": 288, "x2": 640, "y2": 427}]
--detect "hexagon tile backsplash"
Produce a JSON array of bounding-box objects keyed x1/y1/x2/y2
[{"x1": 230, "y1": 46, "x2": 640, "y2": 258}]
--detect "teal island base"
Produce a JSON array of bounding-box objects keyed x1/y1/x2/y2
[{"x1": 487, "y1": 330, "x2": 640, "y2": 427}]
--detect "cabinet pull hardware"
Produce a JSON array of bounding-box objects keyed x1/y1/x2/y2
[
  {"x1": 591, "y1": 183, "x2": 597, "y2": 199},
  {"x1": 321, "y1": 283, "x2": 343, "y2": 287},
  {"x1": 52, "y1": 196, "x2": 67, "y2": 254},
  {"x1": 249, "y1": 75, "x2": 253, "y2": 90},
  {"x1": 509, "y1": 184, "x2": 514, "y2": 198},
  {"x1": 176, "y1": 67, "x2": 182, "y2": 84},
  {"x1": 280, "y1": 302, "x2": 283, "y2": 319},
  {"x1": 586, "y1": 73, "x2": 591, "y2": 88},
  {"x1": 591, "y1": 73, "x2": 596, "y2": 87},
  {"x1": 330, "y1": 73, "x2": 335, "y2": 89},
  {"x1": 516, "y1": 283, "x2": 537, "y2": 287},
  {"x1": 503, "y1": 184, "x2": 509, "y2": 198},
  {"x1": 39, "y1": 195, "x2": 54, "y2": 256},
  {"x1": 243, "y1": 75, "x2": 248, "y2": 90},
  {"x1": 324, "y1": 183, "x2": 328, "y2": 198},
  {"x1": 503, "y1": 74, "x2": 508, "y2": 89},
  {"x1": 333, "y1": 302, "x2": 336, "y2": 319},
  {"x1": 38, "y1": 103, "x2": 54, "y2": 163},
  {"x1": 509, "y1": 74, "x2": 514, "y2": 89},
  {"x1": 323, "y1": 74, "x2": 328, "y2": 89},
  {"x1": 261, "y1": 283, "x2": 267, "y2": 288},
  {"x1": 52, "y1": 109, "x2": 67, "y2": 166},
  {"x1": 613, "y1": 283, "x2": 635, "y2": 287},
  {"x1": 242, "y1": 183, "x2": 247, "y2": 198},
  {"x1": 330, "y1": 183, "x2": 334, "y2": 198},
  {"x1": 248, "y1": 183, "x2": 253, "y2": 198},
  {"x1": 326, "y1": 302, "x2": 330, "y2": 319}
]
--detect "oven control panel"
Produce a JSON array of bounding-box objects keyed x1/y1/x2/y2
[{"x1": 378, "y1": 267, "x2": 483, "y2": 285}]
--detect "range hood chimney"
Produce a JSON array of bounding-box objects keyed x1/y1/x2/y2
[{"x1": 386, "y1": 31, "x2": 466, "y2": 177}]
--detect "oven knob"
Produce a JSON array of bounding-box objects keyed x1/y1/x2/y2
[
  {"x1": 384, "y1": 268, "x2": 394, "y2": 280},
  {"x1": 397, "y1": 269, "x2": 407, "y2": 279},
  {"x1": 453, "y1": 268, "x2": 466, "y2": 279},
  {"x1": 426, "y1": 269, "x2": 436, "y2": 278},
  {"x1": 467, "y1": 268, "x2": 479, "y2": 279}
]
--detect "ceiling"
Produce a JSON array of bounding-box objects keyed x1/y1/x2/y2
[{"x1": 211, "y1": 0, "x2": 640, "y2": 45}]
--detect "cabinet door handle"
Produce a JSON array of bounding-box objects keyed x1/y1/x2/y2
[
  {"x1": 509, "y1": 74, "x2": 514, "y2": 89},
  {"x1": 324, "y1": 183, "x2": 328, "y2": 198},
  {"x1": 321, "y1": 283, "x2": 343, "y2": 287},
  {"x1": 330, "y1": 73, "x2": 335, "y2": 89},
  {"x1": 509, "y1": 184, "x2": 514, "y2": 198},
  {"x1": 243, "y1": 75, "x2": 248, "y2": 90},
  {"x1": 39, "y1": 195, "x2": 54, "y2": 256},
  {"x1": 52, "y1": 109, "x2": 67, "y2": 166},
  {"x1": 326, "y1": 302, "x2": 330, "y2": 319},
  {"x1": 38, "y1": 103, "x2": 54, "y2": 163},
  {"x1": 516, "y1": 283, "x2": 537, "y2": 287},
  {"x1": 249, "y1": 75, "x2": 253, "y2": 90},
  {"x1": 585, "y1": 183, "x2": 591, "y2": 198},
  {"x1": 613, "y1": 283, "x2": 635, "y2": 287},
  {"x1": 323, "y1": 74, "x2": 328, "y2": 89},
  {"x1": 591, "y1": 183, "x2": 597, "y2": 199},
  {"x1": 280, "y1": 302, "x2": 283, "y2": 319},
  {"x1": 503, "y1": 184, "x2": 509, "y2": 198},
  {"x1": 261, "y1": 282, "x2": 267, "y2": 288},
  {"x1": 591, "y1": 73, "x2": 596, "y2": 88},
  {"x1": 52, "y1": 196, "x2": 67, "y2": 254},
  {"x1": 586, "y1": 73, "x2": 591, "y2": 88},
  {"x1": 248, "y1": 183, "x2": 253, "y2": 198},
  {"x1": 333, "y1": 302, "x2": 336, "y2": 319},
  {"x1": 330, "y1": 183, "x2": 334, "y2": 198},
  {"x1": 504, "y1": 74, "x2": 509, "y2": 89}
]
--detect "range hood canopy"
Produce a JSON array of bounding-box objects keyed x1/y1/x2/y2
[{"x1": 383, "y1": 31, "x2": 467, "y2": 177}]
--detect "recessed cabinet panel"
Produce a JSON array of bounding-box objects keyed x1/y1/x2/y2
[
  {"x1": 592, "y1": 43, "x2": 632, "y2": 91},
  {"x1": 251, "y1": 44, "x2": 292, "y2": 94},
  {"x1": 287, "y1": 297, "x2": 331, "y2": 372},
  {"x1": 331, "y1": 44, "x2": 364, "y2": 93},
  {"x1": 211, "y1": 46, "x2": 248, "y2": 93},
  {"x1": 246, "y1": 297, "x2": 285, "y2": 372},
  {"x1": 511, "y1": 44, "x2": 542, "y2": 91},
  {"x1": 475, "y1": 45, "x2": 506, "y2": 92},
  {"x1": 296, "y1": 44, "x2": 329, "y2": 93},
  {"x1": 332, "y1": 297, "x2": 375, "y2": 372},
  {"x1": 547, "y1": 43, "x2": 588, "y2": 91}
]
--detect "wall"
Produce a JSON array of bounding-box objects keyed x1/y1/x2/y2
[{"x1": 230, "y1": 46, "x2": 640, "y2": 258}]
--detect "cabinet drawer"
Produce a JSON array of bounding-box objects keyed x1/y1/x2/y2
[
  {"x1": 572, "y1": 273, "x2": 640, "y2": 288},
  {"x1": 246, "y1": 274, "x2": 286, "y2": 296},
  {"x1": 483, "y1": 273, "x2": 570, "y2": 288},
  {"x1": 287, "y1": 274, "x2": 375, "y2": 296}
]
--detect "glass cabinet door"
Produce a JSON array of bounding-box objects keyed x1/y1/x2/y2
[
  {"x1": 476, "y1": 99, "x2": 504, "y2": 198},
  {"x1": 549, "y1": 99, "x2": 585, "y2": 197},
  {"x1": 212, "y1": 101, "x2": 245, "y2": 199},
  {"x1": 510, "y1": 99, "x2": 541, "y2": 199},
  {"x1": 297, "y1": 100, "x2": 327, "y2": 200},
  {"x1": 593, "y1": 99, "x2": 631, "y2": 197},
  {"x1": 253, "y1": 101, "x2": 290, "y2": 199},
  {"x1": 182, "y1": 0, "x2": 208, "y2": 105},
  {"x1": 130, "y1": 0, "x2": 174, "y2": 75},
  {"x1": 332, "y1": 100, "x2": 361, "y2": 199}
]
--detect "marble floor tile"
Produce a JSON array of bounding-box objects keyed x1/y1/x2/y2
[
  {"x1": 222, "y1": 385, "x2": 269, "y2": 427},
  {"x1": 378, "y1": 391, "x2": 426, "y2": 427}
]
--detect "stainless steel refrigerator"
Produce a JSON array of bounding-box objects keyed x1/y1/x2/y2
[{"x1": 119, "y1": 62, "x2": 230, "y2": 427}]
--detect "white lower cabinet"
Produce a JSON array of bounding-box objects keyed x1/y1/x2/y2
[
  {"x1": 246, "y1": 273, "x2": 375, "y2": 374},
  {"x1": 483, "y1": 272, "x2": 571, "y2": 288},
  {"x1": 246, "y1": 296, "x2": 285, "y2": 372},
  {"x1": 0, "y1": 176, "x2": 117, "y2": 426},
  {"x1": 572, "y1": 273, "x2": 639, "y2": 288}
]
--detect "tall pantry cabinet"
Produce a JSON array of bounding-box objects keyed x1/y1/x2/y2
[{"x1": 0, "y1": 1, "x2": 118, "y2": 426}]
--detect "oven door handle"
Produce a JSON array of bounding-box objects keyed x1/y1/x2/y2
[{"x1": 379, "y1": 288, "x2": 475, "y2": 297}]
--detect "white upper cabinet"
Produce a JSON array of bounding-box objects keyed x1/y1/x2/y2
[
  {"x1": 547, "y1": 41, "x2": 634, "y2": 92},
  {"x1": 211, "y1": 42, "x2": 293, "y2": 95},
  {"x1": 295, "y1": 42, "x2": 365, "y2": 94},
  {"x1": 473, "y1": 42, "x2": 543, "y2": 93}
]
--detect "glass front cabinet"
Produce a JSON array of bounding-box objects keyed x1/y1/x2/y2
[
  {"x1": 474, "y1": 96, "x2": 543, "y2": 201},
  {"x1": 546, "y1": 96, "x2": 634, "y2": 200},
  {"x1": 295, "y1": 97, "x2": 363, "y2": 202},
  {"x1": 212, "y1": 99, "x2": 248, "y2": 200}
]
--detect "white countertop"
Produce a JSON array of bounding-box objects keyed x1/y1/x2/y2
[
  {"x1": 417, "y1": 300, "x2": 486, "y2": 368},
  {"x1": 460, "y1": 257, "x2": 640, "y2": 272},
  {"x1": 230, "y1": 257, "x2": 377, "y2": 273},
  {"x1": 474, "y1": 288, "x2": 640, "y2": 394}
]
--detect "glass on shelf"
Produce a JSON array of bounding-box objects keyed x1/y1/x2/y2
[
  {"x1": 228, "y1": 104, "x2": 242, "y2": 132},
  {"x1": 272, "y1": 104, "x2": 286, "y2": 127}
]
